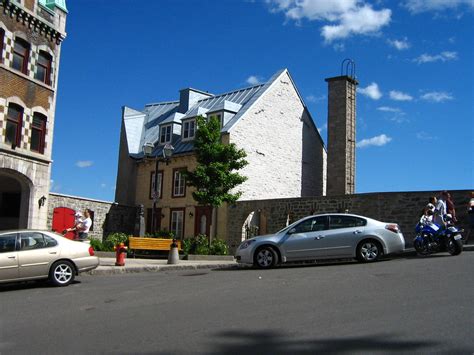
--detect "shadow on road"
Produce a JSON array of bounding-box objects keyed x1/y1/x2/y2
[
  {"x1": 0, "y1": 280, "x2": 81, "y2": 292},
  {"x1": 206, "y1": 330, "x2": 460, "y2": 354}
]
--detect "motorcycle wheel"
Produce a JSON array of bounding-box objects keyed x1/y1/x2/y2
[
  {"x1": 414, "y1": 238, "x2": 430, "y2": 256},
  {"x1": 447, "y1": 239, "x2": 463, "y2": 256}
]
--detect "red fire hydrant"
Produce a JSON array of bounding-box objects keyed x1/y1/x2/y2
[{"x1": 114, "y1": 242, "x2": 128, "y2": 266}]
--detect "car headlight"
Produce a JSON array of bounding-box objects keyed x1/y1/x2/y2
[{"x1": 239, "y1": 240, "x2": 256, "y2": 250}]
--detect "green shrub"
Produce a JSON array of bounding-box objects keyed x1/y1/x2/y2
[
  {"x1": 144, "y1": 230, "x2": 175, "y2": 239},
  {"x1": 210, "y1": 238, "x2": 228, "y2": 255},
  {"x1": 102, "y1": 232, "x2": 129, "y2": 251},
  {"x1": 89, "y1": 238, "x2": 105, "y2": 251},
  {"x1": 182, "y1": 235, "x2": 229, "y2": 255}
]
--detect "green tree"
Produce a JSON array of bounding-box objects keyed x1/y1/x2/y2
[{"x1": 186, "y1": 115, "x2": 248, "y2": 240}]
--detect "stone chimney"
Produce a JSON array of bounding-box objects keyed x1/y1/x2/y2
[
  {"x1": 325, "y1": 75, "x2": 358, "y2": 196},
  {"x1": 178, "y1": 88, "x2": 213, "y2": 114}
]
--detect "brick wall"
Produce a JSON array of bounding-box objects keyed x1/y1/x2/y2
[
  {"x1": 225, "y1": 190, "x2": 472, "y2": 251},
  {"x1": 47, "y1": 193, "x2": 136, "y2": 240}
]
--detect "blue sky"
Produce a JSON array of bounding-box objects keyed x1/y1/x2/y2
[{"x1": 51, "y1": 0, "x2": 474, "y2": 201}]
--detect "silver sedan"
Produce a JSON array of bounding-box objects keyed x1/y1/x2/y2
[
  {"x1": 0, "y1": 230, "x2": 99, "y2": 286},
  {"x1": 236, "y1": 213, "x2": 405, "y2": 268}
]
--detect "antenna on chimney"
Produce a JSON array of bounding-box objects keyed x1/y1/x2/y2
[{"x1": 341, "y1": 58, "x2": 356, "y2": 80}]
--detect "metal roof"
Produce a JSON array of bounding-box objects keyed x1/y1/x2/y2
[{"x1": 123, "y1": 68, "x2": 323, "y2": 160}]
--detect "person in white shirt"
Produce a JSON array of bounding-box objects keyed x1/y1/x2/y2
[
  {"x1": 77, "y1": 209, "x2": 92, "y2": 240},
  {"x1": 420, "y1": 203, "x2": 435, "y2": 225},
  {"x1": 433, "y1": 191, "x2": 448, "y2": 227}
]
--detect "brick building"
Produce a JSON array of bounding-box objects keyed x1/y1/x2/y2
[
  {"x1": 116, "y1": 68, "x2": 356, "y2": 241},
  {"x1": 0, "y1": 0, "x2": 67, "y2": 230}
]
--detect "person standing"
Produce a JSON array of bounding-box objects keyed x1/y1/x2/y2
[
  {"x1": 77, "y1": 209, "x2": 92, "y2": 240},
  {"x1": 434, "y1": 191, "x2": 448, "y2": 227},
  {"x1": 466, "y1": 192, "x2": 474, "y2": 244},
  {"x1": 445, "y1": 192, "x2": 457, "y2": 223}
]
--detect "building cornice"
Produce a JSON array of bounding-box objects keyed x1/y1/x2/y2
[{"x1": 1, "y1": 0, "x2": 67, "y2": 44}]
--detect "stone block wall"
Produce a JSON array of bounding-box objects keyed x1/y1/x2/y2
[
  {"x1": 229, "y1": 70, "x2": 326, "y2": 200},
  {"x1": 47, "y1": 193, "x2": 136, "y2": 240},
  {"x1": 225, "y1": 190, "x2": 472, "y2": 251}
]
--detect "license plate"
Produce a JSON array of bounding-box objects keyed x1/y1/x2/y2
[{"x1": 454, "y1": 235, "x2": 462, "y2": 240}]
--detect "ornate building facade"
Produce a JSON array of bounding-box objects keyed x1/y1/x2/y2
[{"x1": 0, "y1": 0, "x2": 67, "y2": 230}]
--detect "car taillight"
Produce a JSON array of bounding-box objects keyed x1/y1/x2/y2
[
  {"x1": 385, "y1": 224, "x2": 400, "y2": 233},
  {"x1": 88, "y1": 246, "x2": 95, "y2": 256}
]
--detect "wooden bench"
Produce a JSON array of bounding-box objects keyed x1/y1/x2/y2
[{"x1": 128, "y1": 237, "x2": 182, "y2": 257}]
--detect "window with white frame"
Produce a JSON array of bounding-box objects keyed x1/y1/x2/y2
[
  {"x1": 182, "y1": 119, "x2": 196, "y2": 140},
  {"x1": 170, "y1": 209, "x2": 184, "y2": 239},
  {"x1": 173, "y1": 169, "x2": 186, "y2": 197},
  {"x1": 160, "y1": 124, "x2": 172, "y2": 144}
]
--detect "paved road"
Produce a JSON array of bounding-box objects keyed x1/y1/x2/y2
[{"x1": 1, "y1": 253, "x2": 473, "y2": 354}]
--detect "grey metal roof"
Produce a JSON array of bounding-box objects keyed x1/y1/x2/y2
[
  {"x1": 123, "y1": 68, "x2": 328, "y2": 160},
  {"x1": 125, "y1": 82, "x2": 268, "y2": 159}
]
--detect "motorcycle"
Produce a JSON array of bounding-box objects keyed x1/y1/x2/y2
[{"x1": 413, "y1": 215, "x2": 463, "y2": 256}]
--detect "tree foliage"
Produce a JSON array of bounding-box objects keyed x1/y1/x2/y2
[{"x1": 186, "y1": 115, "x2": 248, "y2": 207}]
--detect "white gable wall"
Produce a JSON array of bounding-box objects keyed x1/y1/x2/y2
[{"x1": 230, "y1": 71, "x2": 325, "y2": 200}]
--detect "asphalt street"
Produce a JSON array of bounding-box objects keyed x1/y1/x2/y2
[{"x1": 0, "y1": 252, "x2": 473, "y2": 354}]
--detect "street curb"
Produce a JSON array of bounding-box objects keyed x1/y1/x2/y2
[{"x1": 85, "y1": 263, "x2": 240, "y2": 276}]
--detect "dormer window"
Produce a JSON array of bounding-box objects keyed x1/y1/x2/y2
[
  {"x1": 160, "y1": 124, "x2": 172, "y2": 144},
  {"x1": 208, "y1": 113, "x2": 222, "y2": 126},
  {"x1": 182, "y1": 119, "x2": 196, "y2": 140}
]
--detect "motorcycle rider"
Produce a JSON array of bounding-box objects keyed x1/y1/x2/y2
[{"x1": 420, "y1": 203, "x2": 436, "y2": 225}]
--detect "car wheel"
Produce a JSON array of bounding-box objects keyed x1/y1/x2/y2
[
  {"x1": 254, "y1": 246, "x2": 277, "y2": 269},
  {"x1": 357, "y1": 240, "x2": 382, "y2": 262},
  {"x1": 49, "y1": 260, "x2": 75, "y2": 287}
]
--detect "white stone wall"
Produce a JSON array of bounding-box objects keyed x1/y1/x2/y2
[{"x1": 229, "y1": 71, "x2": 325, "y2": 200}]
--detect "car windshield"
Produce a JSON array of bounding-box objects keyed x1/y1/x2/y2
[{"x1": 276, "y1": 217, "x2": 312, "y2": 234}]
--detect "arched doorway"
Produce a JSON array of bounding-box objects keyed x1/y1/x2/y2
[
  {"x1": 0, "y1": 170, "x2": 31, "y2": 230},
  {"x1": 241, "y1": 210, "x2": 267, "y2": 241}
]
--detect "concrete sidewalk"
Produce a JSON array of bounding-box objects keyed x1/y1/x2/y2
[
  {"x1": 88, "y1": 257, "x2": 239, "y2": 275},
  {"x1": 87, "y1": 244, "x2": 473, "y2": 276}
]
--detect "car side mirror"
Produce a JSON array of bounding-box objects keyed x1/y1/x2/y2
[{"x1": 288, "y1": 228, "x2": 296, "y2": 234}]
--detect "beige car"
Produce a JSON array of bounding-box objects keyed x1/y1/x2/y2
[{"x1": 0, "y1": 230, "x2": 99, "y2": 286}]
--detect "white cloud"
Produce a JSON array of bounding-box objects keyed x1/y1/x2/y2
[
  {"x1": 389, "y1": 90, "x2": 413, "y2": 101},
  {"x1": 267, "y1": 0, "x2": 391, "y2": 42},
  {"x1": 388, "y1": 37, "x2": 410, "y2": 50},
  {"x1": 358, "y1": 82, "x2": 382, "y2": 100},
  {"x1": 403, "y1": 0, "x2": 474, "y2": 14},
  {"x1": 416, "y1": 131, "x2": 438, "y2": 140},
  {"x1": 356, "y1": 134, "x2": 392, "y2": 148},
  {"x1": 76, "y1": 160, "x2": 93, "y2": 168},
  {"x1": 306, "y1": 94, "x2": 326, "y2": 103},
  {"x1": 377, "y1": 106, "x2": 401, "y2": 112},
  {"x1": 318, "y1": 123, "x2": 327, "y2": 133},
  {"x1": 420, "y1": 91, "x2": 454, "y2": 102},
  {"x1": 246, "y1": 75, "x2": 263, "y2": 85},
  {"x1": 413, "y1": 51, "x2": 458, "y2": 64}
]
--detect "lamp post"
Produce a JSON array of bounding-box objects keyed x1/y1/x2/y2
[{"x1": 143, "y1": 142, "x2": 174, "y2": 235}]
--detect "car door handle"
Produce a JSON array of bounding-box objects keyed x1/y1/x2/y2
[
  {"x1": 7, "y1": 256, "x2": 16, "y2": 259},
  {"x1": 314, "y1": 236, "x2": 325, "y2": 240},
  {"x1": 49, "y1": 252, "x2": 57, "y2": 255},
  {"x1": 353, "y1": 230, "x2": 362, "y2": 234}
]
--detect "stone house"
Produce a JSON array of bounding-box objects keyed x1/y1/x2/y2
[
  {"x1": 0, "y1": 0, "x2": 67, "y2": 230},
  {"x1": 115, "y1": 68, "x2": 349, "y2": 240}
]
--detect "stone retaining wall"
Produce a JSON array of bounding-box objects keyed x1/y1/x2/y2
[
  {"x1": 47, "y1": 193, "x2": 136, "y2": 240},
  {"x1": 226, "y1": 190, "x2": 472, "y2": 251}
]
